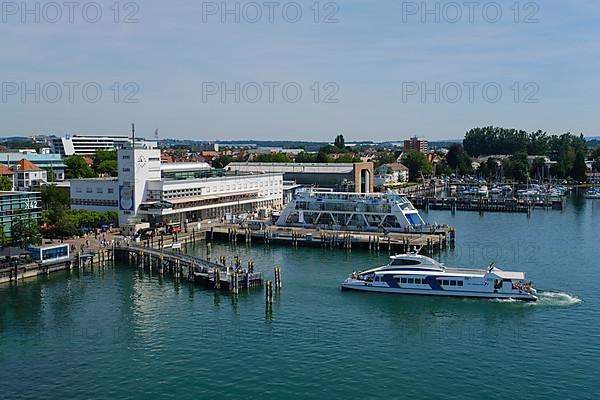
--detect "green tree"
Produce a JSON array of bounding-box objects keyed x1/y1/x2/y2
[
  {"x1": 101, "y1": 211, "x2": 119, "y2": 225},
  {"x1": 211, "y1": 155, "x2": 234, "y2": 169},
  {"x1": 592, "y1": 148, "x2": 600, "y2": 169},
  {"x1": 529, "y1": 157, "x2": 547, "y2": 181},
  {"x1": 43, "y1": 168, "x2": 56, "y2": 183},
  {"x1": 374, "y1": 151, "x2": 398, "y2": 168},
  {"x1": 503, "y1": 152, "x2": 529, "y2": 182},
  {"x1": 40, "y1": 184, "x2": 70, "y2": 211},
  {"x1": 402, "y1": 150, "x2": 432, "y2": 181},
  {"x1": 93, "y1": 150, "x2": 118, "y2": 176},
  {"x1": 445, "y1": 144, "x2": 472, "y2": 175},
  {"x1": 11, "y1": 214, "x2": 41, "y2": 248},
  {"x1": 65, "y1": 156, "x2": 95, "y2": 179},
  {"x1": 253, "y1": 153, "x2": 292, "y2": 163},
  {"x1": 571, "y1": 150, "x2": 588, "y2": 183},
  {"x1": 315, "y1": 150, "x2": 330, "y2": 163},
  {"x1": 334, "y1": 134, "x2": 345, "y2": 149},
  {"x1": 294, "y1": 152, "x2": 317, "y2": 163},
  {"x1": 527, "y1": 130, "x2": 550, "y2": 155},
  {"x1": 334, "y1": 153, "x2": 354, "y2": 163},
  {"x1": 0, "y1": 176, "x2": 13, "y2": 191}
]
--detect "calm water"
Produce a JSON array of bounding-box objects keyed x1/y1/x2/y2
[{"x1": 1, "y1": 197, "x2": 599, "y2": 400}]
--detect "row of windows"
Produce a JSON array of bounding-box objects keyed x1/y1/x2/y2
[
  {"x1": 161, "y1": 182, "x2": 282, "y2": 199},
  {"x1": 71, "y1": 199, "x2": 118, "y2": 206},
  {"x1": 75, "y1": 187, "x2": 114, "y2": 194},
  {"x1": 396, "y1": 277, "x2": 464, "y2": 287}
]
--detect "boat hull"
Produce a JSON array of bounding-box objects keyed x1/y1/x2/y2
[{"x1": 340, "y1": 282, "x2": 538, "y2": 301}]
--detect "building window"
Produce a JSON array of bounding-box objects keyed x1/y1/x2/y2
[
  {"x1": 97, "y1": 188, "x2": 103, "y2": 193},
  {"x1": 108, "y1": 188, "x2": 114, "y2": 194}
]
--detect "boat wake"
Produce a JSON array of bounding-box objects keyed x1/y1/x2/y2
[
  {"x1": 534, "y1": 291, "x2": 582, "y2": 307},
  {"x1": 488, "y1": 291, "x2": 581, "y2": 306}
]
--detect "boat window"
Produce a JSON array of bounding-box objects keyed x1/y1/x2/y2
[
  {"x1": 414, "y1": 278, "x2": 421, "y2": 284},
  {"x1": 457, "y1": 281, "x2": 464, "y2": 286},
  {"x1": 407, "y1": 278, "x2": 414, "y2": 284},
  {"x1": 494, "y1": 279, "x2": 502, "y2": 289},
  {"x1": 390, "y1": 259, "x2": 422, "y2": 266},
  {"x1": 450, "y1": 281, "x2": 457, "y2": 286},
  {"x1": 437, "y1": 279, "x2": 443, "y2": 286},
  {"x1": 442, "y1": 280, "x2": 449, "y2": 286},
  {"x1": 400, "y1": 278, "x2": 407, "y2": 284}
]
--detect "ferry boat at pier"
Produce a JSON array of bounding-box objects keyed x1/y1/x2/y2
[
  {"x1": 341, "y1": 254, "x2": 538, "y2": 301},
  {"x1": 276, "y1": 189, "x2": 427, "y2": 232}
]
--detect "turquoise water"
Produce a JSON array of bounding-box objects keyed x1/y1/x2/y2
[{"x1": 1, "y1": 197, "x2": 598, "y2": 399}]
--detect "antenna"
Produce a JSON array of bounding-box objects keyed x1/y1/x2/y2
[
  {"x1": 154, "y1": 129, "x2": 159, "y2": 142},
  {"x1": 131, "y1": 123, "x2": 136, "y2": 147}
]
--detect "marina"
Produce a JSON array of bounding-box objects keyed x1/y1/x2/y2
[{"x1": 408, "y1": 195, "x2": 564, "y2": 213}]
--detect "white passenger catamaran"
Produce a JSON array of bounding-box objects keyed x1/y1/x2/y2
[{"x1": 341, "y1": 253, "x2": 538, "y2": 301}]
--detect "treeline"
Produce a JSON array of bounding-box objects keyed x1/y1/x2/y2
[
  {"x1": 43, "y1": 209, "x2": 118, "y2": 238},
  {"x1": 461, "y1": 127, "x2": 593, "y2": 182},
  {"x1": 463, "y1": 127, "x2": 587, "y2": 157}
]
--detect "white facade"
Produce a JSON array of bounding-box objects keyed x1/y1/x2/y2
[
  {"x1": 142, "y1": 173, "x2": 283, "y2": 223},
  {"x1": 50, "y1": 135, "x2": 157, "y2": 156},
  {"x1": 118, "y1": 142, "x2": 162, "y2": 226},
  {"x1": 69, "y1": 141, "x2": 284, "y2": 227},
  {"x1": 14, "y1": 169, "x2": 47, "y2": 190},
  {"x1": 70, "y1": 179, "x2": 119, "y2": 213}
]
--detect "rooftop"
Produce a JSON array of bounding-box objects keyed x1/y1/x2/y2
[
  {"x1": 160, "y1": 162, "x2": 212, "y2": 172},
  {"x1": 0, "y1": 164, "x2": 13, "y2": 175},
  {"x1": 228, "y1": 162, "x2": 371, "y2": 174},
  {"x1": 13, "y1": 159, "x2": 41, "y2": 171}
]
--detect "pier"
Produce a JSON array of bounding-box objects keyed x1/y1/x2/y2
[
  {"x1": 208, "y1": 224, "x2": 455, "y2": 255},
  {"x1": 113, "y1": 244, "x2": 264, "y2": 291}
]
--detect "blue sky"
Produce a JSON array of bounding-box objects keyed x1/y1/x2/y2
[{"x1": 1, "y1": 0, "x2": 599, "y2": 141}]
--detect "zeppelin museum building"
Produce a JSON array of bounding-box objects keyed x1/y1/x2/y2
[{"x1": 70, "y1": 141, "x2": 284, "y2": 228}]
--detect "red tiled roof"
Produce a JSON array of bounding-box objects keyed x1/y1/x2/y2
[
  {"x1": 13, "y1": 159, "x2": 41, "y2": 171},
  {"x1": 387, "y1": 163, "x2": 409, "y2": 172},
  {"x1": 0, "y1": 163, "x2": 13, "y2": 175}
]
